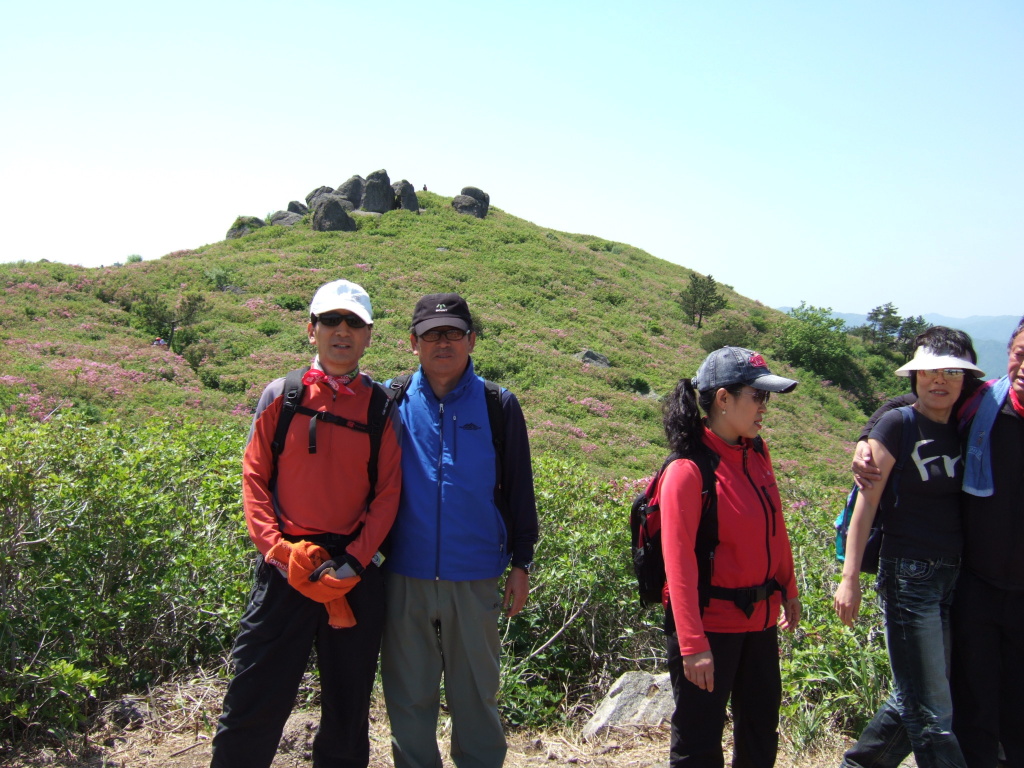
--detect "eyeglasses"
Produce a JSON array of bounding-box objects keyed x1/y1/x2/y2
[
  {"x1": 919, "y1": 368, "x2": 965, "y2": 378},
  {"x1": 419, "y1": 328, "x2": 468, "y2": 342},
  {"x1": 315, "y1": 313, "x2": 368, "y2": 329},
  {"x1": 736, "y1": 389, "x2": 771, "y2": 405}
]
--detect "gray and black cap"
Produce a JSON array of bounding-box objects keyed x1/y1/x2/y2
[{"x1": 692, "y1": 346, "x2": 798, "y2": 393}]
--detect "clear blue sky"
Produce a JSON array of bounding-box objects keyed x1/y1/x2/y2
[{"x1": 2, "y1": 1, "x2": 1020, "y2": 318}]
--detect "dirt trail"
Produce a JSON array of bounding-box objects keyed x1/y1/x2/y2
[{"x1": 1, "y1": 675, "x2": 849, "y2": 768}]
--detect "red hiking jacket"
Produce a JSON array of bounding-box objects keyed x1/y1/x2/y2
[{"x1": 659, "y1": 427, "x2": 797, "y2": 656}]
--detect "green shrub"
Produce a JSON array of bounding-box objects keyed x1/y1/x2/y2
[
  {"x1": 256, "y1": 318, "x2": 283, "y2": 337},
  {"x1": 276, "y1": 294, "x2": 307, "y2": 312},
  {"x1": 0, "y1": 415, "x2": 249, "y2": 744}
]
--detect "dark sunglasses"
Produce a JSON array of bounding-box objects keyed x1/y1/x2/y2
[
  {"x1": 315, "y1": 313, "x2": 368, "y2": 329},
  {"x1": 736, "y1": 389, "x2": 771, "y2": 405},
  {"x1": 419, "y1": 328, "x2": 468, "y2": 342}
]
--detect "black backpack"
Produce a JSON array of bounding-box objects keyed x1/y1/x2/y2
[
  {"x1": 834, "y1": 405, "x2": 917, "y2": 574},
  {"x1": 269, "y1": 368, "x2": 393, "y2": 505},
  {"x1": 630, "y1": 438, "x2": 766, "y2": 612}
]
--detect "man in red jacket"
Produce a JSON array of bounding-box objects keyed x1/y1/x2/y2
[{"x1": 211, "y1": 279, "x2": 402, "y2": 768}]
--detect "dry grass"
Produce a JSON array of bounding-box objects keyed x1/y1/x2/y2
[{"x1": 0, "y1": 671, "x2": 855, "y2": 768}]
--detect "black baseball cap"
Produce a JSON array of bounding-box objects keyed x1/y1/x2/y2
[{"x1": 411, "y1": 293, "x2": 473, "y2": 335}]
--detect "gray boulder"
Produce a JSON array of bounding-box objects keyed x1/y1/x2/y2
[
  {"x1": 269, "y1": 210, "x2": 303, "y2": 227},
  {"x1": 461, "y1": 186, "x2": 490, "y2": 217},
  {"x1": 582, "y1": 672, "x2": 673, "y2": 740},
  {"x1": 391, "y1": 179, "x2": 419, "y2": 212},
  {"x1": 287, "y1": 200, "x2": 308, "y2": 215},
  {"x1": 361, "y1": 169, "x2": 392, "y2": 213},
  {"x1": 327, "y1": 194, "x2": 355, "y2": 212},
  {"x1": 574, "y1": 349, "x2": 611, "y2": 367},
  {"x1": 452, "y1": 194, "x2": 485, "y2": 218},
  {"x1": 312, "y1": 196, "x2": 356, "y2": 232},
  {"x1": 336, "y1": 175, "x2": 365, "y2": 209},
  {"x1": 305, "y1": 186, "x2": 335, "y2": 209},
  {"x1": 226, "y1": 216, "x2": 265, "y2": 239}
]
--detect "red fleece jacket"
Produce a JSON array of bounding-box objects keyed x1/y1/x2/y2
[
  {"x1": 242, "y1": 372, "x2": 401, "y2": 568},
  {"x1": 659, "y1": 427, "x2": 797, "y2": 656}
]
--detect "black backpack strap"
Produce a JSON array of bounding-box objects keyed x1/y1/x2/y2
[
  {"x1": 483, "y1": 380, "x2": 506, "y2": 515},
  {"x1": 269, "y1": 368, "x2": 308, "y2": 491},
  {"x1": 364, "y1": 383, "x2": 392, "y2": 507},
  {"x1": 386, "y1": 374, "x2": 414, "y2": 405},
  {"x1": 880, "y1": 406, "x2": 918, "y2": 523},
  {"x1": 689, "y1": 446, "x2": 721, "y2": 615}
]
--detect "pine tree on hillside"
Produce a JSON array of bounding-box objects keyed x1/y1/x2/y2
[{"x1": 680, "y1": 273, "x2": 727, "y2": 329}]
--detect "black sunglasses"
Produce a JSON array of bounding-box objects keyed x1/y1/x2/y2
[{"x1": 315, "y1": 313, "x2": 368, "y2": 329}]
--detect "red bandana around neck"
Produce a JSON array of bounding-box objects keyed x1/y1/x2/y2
[
  {"x1": 1009, "y1": 385, "x2": 1024, "y2": 418},
  {"x1": 302, "y1": 367, "x2": 357, "y2": 396}
]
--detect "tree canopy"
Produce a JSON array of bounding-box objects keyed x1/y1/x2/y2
[{"x1": 679, "y1": 273, "x2": 727, "y2": 329}]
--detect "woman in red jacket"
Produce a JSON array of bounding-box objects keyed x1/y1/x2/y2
[{"x1": 658, "y1": 347, "x2": 801, "y2": 768}]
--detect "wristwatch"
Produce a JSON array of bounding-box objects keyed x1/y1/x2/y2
[{"x1": 514, "y1": 561, "x2": 535, "y2": 574}]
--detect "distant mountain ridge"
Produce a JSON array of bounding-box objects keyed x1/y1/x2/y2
[{"x1": 829, "y1": 312, "x2": 1018, "y2": 344}]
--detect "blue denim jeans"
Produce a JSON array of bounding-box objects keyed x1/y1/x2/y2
[{"x1": 858, "y1": 556, "x2": 965, "y2": 768}]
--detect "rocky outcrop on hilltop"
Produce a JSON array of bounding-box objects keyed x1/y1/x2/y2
[
  {"x1": 335, "y1": 175, "x2": 365, "y2": 209},
  {"x1": 225, "y1": 216, "x2": 265, "y2": 240},
  {"x1": 312, "y1": 196, "x2": 357, "y2": 232},
  {"x1": 450, "y1": 187, "x2": 490, "y2": 219},
  {"x1": 226, "y1": 170, "x2": 493, "y2": 239},
  {"x1": 360, "y1": 170, "x2": 393, "y2": 213},
  {"x1": 392, "y1": 179, "x2": 419, "y2": 212}
]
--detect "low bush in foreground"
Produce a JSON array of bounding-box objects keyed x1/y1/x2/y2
[{"x1": 1, "y1": 415, "x2": 888, "y2": 752}]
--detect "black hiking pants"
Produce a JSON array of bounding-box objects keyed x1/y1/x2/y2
[
  {"x1": 951, "y1": 570, "x2": 1024, "y2": 768},
  {"x1": 210, "y1": 550, "x2": 385, "y2": 768},
  {"x1": 667, "y1": 626, "x2": 781, "y2": 768}
]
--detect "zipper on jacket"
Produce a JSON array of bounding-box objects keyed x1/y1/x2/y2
[
  {"x1": 435, "y1": 401, "x2": 444, "y2": 580},
  {"x1": 760, "y1": 486, "x2": 778, "y2": 536},
  {"x1": 743, "y1": 444, "x2": 774, "y2": 629}
]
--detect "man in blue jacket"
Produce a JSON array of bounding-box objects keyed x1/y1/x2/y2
[{"x1": 381, "y1": 293, "x2": 539, "y2": 768}]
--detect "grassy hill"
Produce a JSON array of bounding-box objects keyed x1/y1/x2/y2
[
  {"x1": 0, "y1": 190, "x2": 899, "y2": 752},
  {"x1": 0, "y1": 191, "x2": 874, "y2": 482}
]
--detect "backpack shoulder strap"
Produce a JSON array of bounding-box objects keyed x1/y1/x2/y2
[
  {"x1": 364, "y1": 382, "x2": 393, "y2": 507},
  {"x1": 387, "y1": 373, "x2": 414, "y2": 405},
  {"x1": 269, "y1": 368, "x2": 308, "y2": 491},
  {"x1": 272, "y1": 368, "x2": 308, "y2": 458},
  {"x1": 689, "y1": 446, "x2": 721, "y2": 613},
  {"x1": 483, "y1": 380, "x2": 511, "y2": 532},
  {"x1": 889, "y1": 405, "x2": 918, "y2": 501},
  {"x1": 483, "y1": 380, "x2": 504, "y2": 456}
]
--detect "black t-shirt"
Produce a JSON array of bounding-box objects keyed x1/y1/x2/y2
[
  {"x1": 870, "y1": 407, "x2": 963, "y2": 560},
  {"x1": 963, "y1": 401, "x2": 1024, "y2": 589}
]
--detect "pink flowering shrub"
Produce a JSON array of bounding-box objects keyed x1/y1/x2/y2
[{"x1": 567, "y1": 396, "x2": 612, "y2": 417}]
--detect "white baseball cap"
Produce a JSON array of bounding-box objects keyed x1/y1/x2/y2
[{"x1": 308, "y1": 279, "x2": 373, "y2": 325}]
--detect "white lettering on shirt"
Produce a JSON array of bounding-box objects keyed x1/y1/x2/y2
[{"x1": 910, "y1": 439, "x2": 959, "y2": 481}]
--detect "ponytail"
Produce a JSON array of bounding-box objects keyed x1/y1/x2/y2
[{"x1": 663, "y1": 378, "x2": 707, "y2": 458}]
